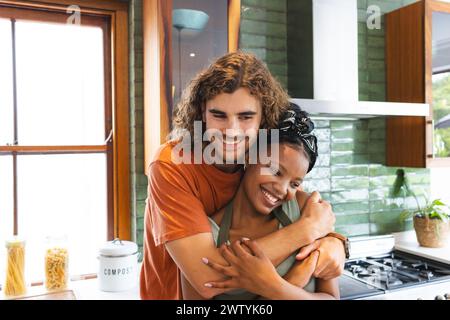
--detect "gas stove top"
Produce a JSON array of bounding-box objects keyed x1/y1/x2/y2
[
  {"x1": 344, "y1": 251, "x2": 450, "y2": 291},
  {"x1": 338, "y1": 235, "x2": 450, "y2": 300}
]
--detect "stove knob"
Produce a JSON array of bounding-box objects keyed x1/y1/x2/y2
[
  {"x1": 417, "y1": 298, "x2": 423, "y2": 300},
  {"x1": 444, "y1": 293, "x2": 450, "y2": 300},
  {"x1": 435, "y1": 295, "x2": 445, "y2": 300}
]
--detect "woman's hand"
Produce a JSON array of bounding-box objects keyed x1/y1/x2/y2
[
  {"x1": 295, "y1": 236, "x2": 345, "y2": 280},
  {"x1": 202, "y1": 239, "x2": 283, "y2": 298}
]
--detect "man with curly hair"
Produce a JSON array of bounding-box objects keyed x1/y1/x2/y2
[{"x1": 140, "y1": 51, "x2": 346, "y2": 300}]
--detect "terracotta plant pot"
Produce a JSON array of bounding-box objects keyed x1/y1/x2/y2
[{"x1": 413, "y1": 216, "x2": 450, "y2": 248}]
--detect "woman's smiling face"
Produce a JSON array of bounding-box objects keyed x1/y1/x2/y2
[{"x1": 243, "y1": 143, "x2": 310, "y2": 215}]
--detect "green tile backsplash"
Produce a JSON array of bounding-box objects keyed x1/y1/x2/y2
[{"x1": 240, "y1": 0, "x2": 288, "y2": 87}]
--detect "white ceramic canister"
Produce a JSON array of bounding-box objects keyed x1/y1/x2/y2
[{"x1": 98, "y1": 239, "x2": 139, "y2": 292}]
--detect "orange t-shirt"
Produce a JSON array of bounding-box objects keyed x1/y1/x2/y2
[{"x1": 139, "y1": 141, "x2": 243, "y2": 299}]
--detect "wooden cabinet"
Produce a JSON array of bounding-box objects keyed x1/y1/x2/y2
[{"x1": 386, "y1": 0, "x2": 450, "y2": 167}]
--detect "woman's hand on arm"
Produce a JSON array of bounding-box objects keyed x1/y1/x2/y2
[
  {"x1": 202, "y1": 239, "x2": 283, "y2": 298},
  {"x1": 203, "y1": 240, "x2": 337, "y2": 300},
  {"x1": 295, "y1": 236, "x2": 346, "y2": 280}
]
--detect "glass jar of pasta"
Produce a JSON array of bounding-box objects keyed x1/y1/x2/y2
[
  {"x1": 4, "y1": 238, "x2": 27, "y2": 297},
  {"x1": 44, "y1": 235, "x2": 69, "y2": 291}
]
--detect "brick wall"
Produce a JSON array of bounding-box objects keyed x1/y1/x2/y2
[
  {"x1": 129, "y1": 0, "x2": 146, "y2": 258},
  {"x1": 239, "y1": 0, "x2": 288, "y2": 88}
]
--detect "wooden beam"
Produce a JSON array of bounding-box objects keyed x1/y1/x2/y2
[
  {"x1": 113, "y1": 7, "x2": 131, "y2": 241},
  {"x1": 228, "y1": 0, "x2": 241, "y2": 52},
  {"x1": 0, "y1": 5, "x2": 110, "y2": 25},
  {"x1": 0, "y1": 0, "x2": 128, "y2": 12}
]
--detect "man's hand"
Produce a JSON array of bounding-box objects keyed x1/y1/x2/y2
[
  {"x1": 284, "y1": 250, "x2": 320, "y2": 288},
  {"x1": 297, "y1": 191, "x2": 335, "y2": 241},
  {"x1": 295, "y1": 236, "x2": 345, "y2": 280}
]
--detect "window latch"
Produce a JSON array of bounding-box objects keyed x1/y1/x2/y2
[{"x1": 104, "y1": 130, "x2": 113, "y2": 144}]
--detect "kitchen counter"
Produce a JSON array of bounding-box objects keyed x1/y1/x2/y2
[
  {"x1": 1, "y1": 262, "x2": 142, "y2": 300},
  {"x1": 1, "y1": 277, "x2": 140, "y2": 300},
  {"x1": 393, "y1": 230, "x2": 450, "y2": 264},
  {"x1": 71, "y1": 277, "x2": 140, "y2": 300}
]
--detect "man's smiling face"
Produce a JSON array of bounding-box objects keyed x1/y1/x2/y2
[{"x1": 203, "y1": 87, "x2": 262, "y2": 165}]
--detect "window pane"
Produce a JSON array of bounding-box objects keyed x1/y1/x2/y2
[
  {"x1": 15, "y1": 21, "x2": 105, "y2": 145},
  {"x1": 432, "y1": 12, "x2": 450, "y2": 158},
  {"x1": 0, "y1": 18, "x2": 14, "y2": 145},
  {"x1": 172, "y1": 0, "x2": 228, "y2": 104},
  {"x1": 17, "y1": 154, "x2": 107, "y2": 281},
  {"x1": 0, "y1": 155, "x2": 14, "y2": 288},
  {"x1": 432, "y1": 72, "x2": 450, "y2": 157}
]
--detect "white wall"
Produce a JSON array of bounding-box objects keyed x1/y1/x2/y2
[
  {"x1": 430, "y1": 168, "x2": 450, "y2": 205},
  {"x1": 313, "y1": 0, "x2": 358, "y2": 101}
]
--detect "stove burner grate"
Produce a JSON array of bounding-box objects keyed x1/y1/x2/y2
[{"x1": 344, "y1": 251, "x2": 450, "y2": 290}]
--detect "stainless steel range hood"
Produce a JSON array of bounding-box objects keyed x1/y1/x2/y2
[{"x1": 287, "y1": 0, "x2": 429, "y2": 119}]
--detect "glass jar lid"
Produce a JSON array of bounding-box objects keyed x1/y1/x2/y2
[{"x1": 5, "y1": 236, "x2": 26, "y2": 248}]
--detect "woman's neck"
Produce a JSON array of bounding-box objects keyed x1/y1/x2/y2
[{"x1": 231, "y1": 184, "x2": 272, "y2": 229}]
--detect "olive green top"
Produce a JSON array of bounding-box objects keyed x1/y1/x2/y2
[{"x1": 208, "y1": 198, "x2": 315, "y2": 300}]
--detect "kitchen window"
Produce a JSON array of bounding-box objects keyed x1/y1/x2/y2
[{"x1": 0, "y1": 1, "x2": 129, "y2": 283}]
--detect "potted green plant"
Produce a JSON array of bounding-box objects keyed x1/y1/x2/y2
[{"x1": 393, "y1": 169, "x2": 450, "y2": 248}]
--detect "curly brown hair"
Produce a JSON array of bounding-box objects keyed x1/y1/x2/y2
[{"x1": 170, "y1": 51, "x2": 291, "y2": 141}]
